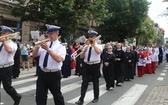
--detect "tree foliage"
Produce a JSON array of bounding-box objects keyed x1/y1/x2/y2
[
  {"x1": 11, "y1": 0, "x2": 111, "y2": 37},
  {"x1": 136, "y1": 16, "x2": 157, "y2": 45},
  {"x1": 97, "y1": 0, "x2": 149, "y2": 42}
]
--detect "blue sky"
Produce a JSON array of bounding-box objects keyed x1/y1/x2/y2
[{"x1": 147, "y1": 0, "x2": 168, "y2": 37}]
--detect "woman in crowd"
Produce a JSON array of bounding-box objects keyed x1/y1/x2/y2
[
  {"x1": 124, "y1": 46, "x2": 135, "y2": 81},
  {"x1": 102, "y1": 46, "x2": 115, "y2": 90},
  {"x1": 61, "y1": 43, "x2": 72, "y2": 78}
]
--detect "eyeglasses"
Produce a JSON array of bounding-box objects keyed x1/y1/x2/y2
[
  {"x1": 89, "y1": 36, "x2": 95, "y2": 38},
  {"x1": 107, "y1": 48, "x2": 112, "y2": 49}
]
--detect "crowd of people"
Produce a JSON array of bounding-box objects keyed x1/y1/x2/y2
[
  {"x1": 1, "y1": 24, "x2": 168, "y2": 105},
  {"x1": 65, "y1": 37, "x2": 167, "y2": 105}
]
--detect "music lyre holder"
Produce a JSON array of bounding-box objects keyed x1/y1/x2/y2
[{"x1": 0, "y1": 82, "x2": 4, "y2": 105}]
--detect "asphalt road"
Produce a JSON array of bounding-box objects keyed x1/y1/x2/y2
[{"x1": 1, "y1": 61, "x2": 168, "y2": 105}]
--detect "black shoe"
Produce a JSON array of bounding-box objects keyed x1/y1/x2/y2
[
  {"x1": 106, "y1": 87, "x2": 110, "y2": 90},
  {"x1": 92, "y1": 98, "x2": 98, "y2": 103},
  {"x1": 75, "y1": 100, "x2": 83, "y2": 105},
  {"x1": 116, "y1": 83, "x2": 122, "y2": 87},
  {"x1": 14, "y1": 94, "x2": 22, "y2": 105}
]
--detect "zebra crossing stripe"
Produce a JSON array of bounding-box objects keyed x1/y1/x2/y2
[
  {"x1": 12, "y1": 77, "x2": 37, "y2": 86},
  {"x1": 16, "y1": 84, "x2": 36, "y2": 93},
  {"x1": 18, "y1": 73, "x2": 36, "y2": 78},
  {"x1": 111, "y1": 84, "x2": 148, "y2": 105},
  {"x1": 2, "y1": 77, "x2": 37, "y2": 89},
  {"x1": 16, "y1": 75, "x2": 79, "y2": 94},
  {"x1": 67, "y1": 84, "x2": 107, "y2": 105},
  {"x1": 48, "y1": 80, "x2": 82, "y2": 99}
]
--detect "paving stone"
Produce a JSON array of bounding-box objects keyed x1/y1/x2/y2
[{"x1": 142, "y1": 86, "x2": 168, "y2": 105}]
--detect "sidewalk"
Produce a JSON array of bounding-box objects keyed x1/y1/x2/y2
[
  {"x1": 142, "y1": 62, "x2": 168, "y2": 105},
  {"x1": 142, "y1": 85, "x2": 168, "y2": 105}
]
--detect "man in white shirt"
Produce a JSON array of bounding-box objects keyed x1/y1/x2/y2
[
  {"x1": 32, "y1": 24, "x2": 66, "y2": 105},
  {"x1": 0, "y1": 25, "x2": 21, "y2": 105},
  {"x1": 75, "y1": 30, "x2": 102, "y2": 105}
]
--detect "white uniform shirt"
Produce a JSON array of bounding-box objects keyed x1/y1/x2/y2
[
  {"x1": 0, "y1": 40, "x2": 17, "y2": 65},
  {"x1": 38, "y1": 40, "x2": 66, "y2": 70},
  {"x1": 154, "y1": 47, "x2": 159, "y2": 56},
  {"x1": 84, "y1": 43, "x2": 102, "y2": 63}
]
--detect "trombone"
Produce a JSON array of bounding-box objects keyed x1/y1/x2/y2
[
  {"x1": 71, "y1": 35, "x2": 101, "y2": 59},
  {"x1": 0, "y1": 32, "x2": 20, "y2": 40}
]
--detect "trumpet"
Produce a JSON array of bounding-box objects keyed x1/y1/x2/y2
[
  {"x1": 34, "y1": 38, "x2": 50, "y2": 46},
  {"x1": 71, "y1": 35, "x2": 101, "y2": 59},
  {"x1": 0, "y1": 32, "x2": 20, "y2": 40},
  {"x1": 86, "y1": 35, "x2": 101, "y2": 46},
  {"x1": 34, "y1": 35, "x2": 61, "y2": 46}
]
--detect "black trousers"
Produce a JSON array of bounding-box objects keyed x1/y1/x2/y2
[
  {"x1": 79, "y1": 63, "x2": 99, "y2": 102},
  {"x1": 36, "y1": 70, "x2": 65, "y2": 105},
  {"x1": 102, "y1": 66, "x2": 115, "y2": 88},
  {"x1": 114, "y1": 62, "x2": 124, "y2": 84},
  {"x1": 0, "y1": 66, "x2": 20, "y2": 102},
  {"x1": 166, "y1": 54, "x2": 168, "y2": 62}
]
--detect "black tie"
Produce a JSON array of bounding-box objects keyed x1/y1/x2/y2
[
  {"x1": 0, "y1": 44, "x2": 3, "y2": 52},
  {"x1": 43, "y1": 42, "x2": 53, "y2": 68},
  {"x1": 87, "y1": 47, "x2": 92, "y2": 62}
]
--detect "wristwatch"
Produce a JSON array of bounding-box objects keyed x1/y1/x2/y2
[{"x1": 47, "y1": 48, "x2": 51, "y2": 51}]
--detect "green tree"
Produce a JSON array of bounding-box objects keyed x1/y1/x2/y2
[
  {"x1": 97, "y1": 0, "x2": 149, "y2": 42},
  {"x1": 163, "y1": 0, "x2": 168, "y2": 16},
  {"x1": 11, "y1": 0, "x2": 111, "y2": 37},
  {"x1": 136, "y1": 16, "x2": 157, "y2": 45}
]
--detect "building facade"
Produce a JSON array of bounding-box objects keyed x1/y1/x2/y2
[{"x1": 0, "y1": 0, "x2": 38, "y2": 41}]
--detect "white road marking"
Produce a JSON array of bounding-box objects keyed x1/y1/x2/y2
[
  {"x1": 12, "y1": 77, "x2": 37, "y2": 86},
  {"x1": 157, "y1": 77, "x2": 164, "y2": 81},
  {"x1": 164, "y1": 67, "x2": 168, "y2": 69},
  {"x1": 111, "y1": 84, "x2": 148, "y2": 105},
  {"x1": 17, "y1": 73, "x2": 36, "y2": 78},
  {"x1": 48, "y1": 81, "x2": 82, "y2": 99},
  {"x1": 16, "y1": 76, "x2": 78, "y2": 94},
  {"x1": 163, "y1": 70, "x2": 167, "y2": 72},
  {"x1": 160, "y1": 73, "x2": 166, "y2": 76},
  {"x1": 67, "y1": 84, "x2": 107, "y2": 105}
]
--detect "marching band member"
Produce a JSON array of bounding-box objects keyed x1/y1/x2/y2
[
  {"x1": 75, "y1": 30, "x2": 102, "y2": 105},
  {"x1": 0, "y1": 25, "x2": 22, "y2": 105},
  {"x1": 32, "y1": 24, "x2": 66, "y2": 105}
]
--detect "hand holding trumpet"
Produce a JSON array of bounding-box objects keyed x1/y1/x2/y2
[{"x1": 41, "y1": 41, "x2": 50, "y2": 51}]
